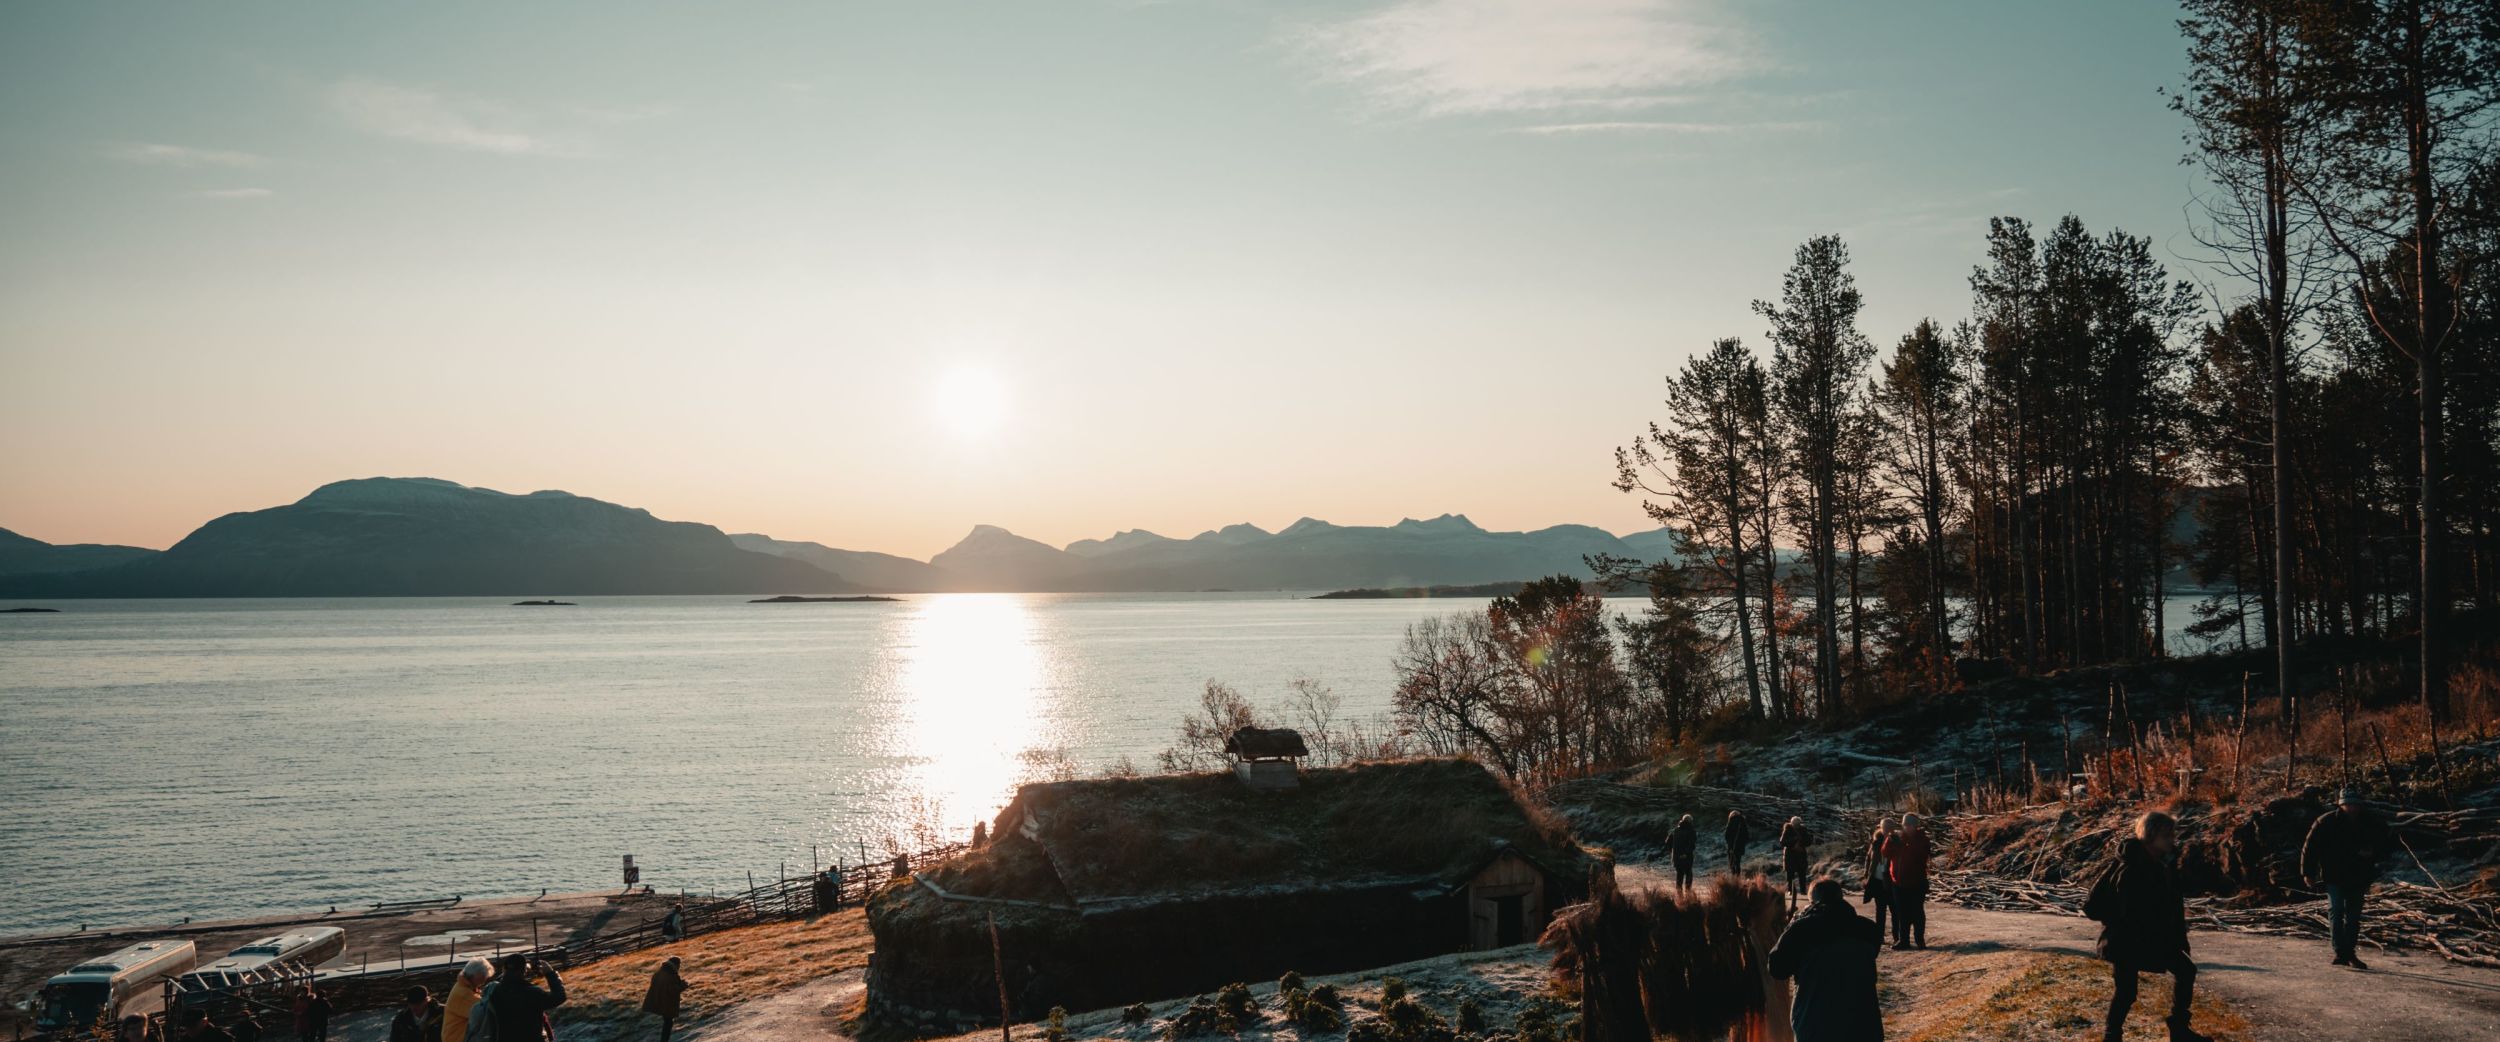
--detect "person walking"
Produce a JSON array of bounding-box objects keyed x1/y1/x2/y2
[
  {"x1": 1767, "y1": 877, "x2": 1884, "y2": 1042},
  {"x1": 641, "y1": 957, "x2": 688, "y2": 1042},
  {"x1": 390, "y1": 987, "x2": 442, "y2": 1042},
  {"x1": 442, "y1": 959, "x2": 492, "y2": 1042},
  {"x1": 1725, "y1": 809, "x2": 1753, "y2": 875},
  {"x1": 1882, "y1": 814, "x2": 1931, "y2": 950},
  {"x1": 1779, "y1": 815, "x2": 1814, "y2": 909},
  {"x1": 1862, "y1": 818, "x2": 1894, "y2": 940},
  {"x1": 486, "y1": 955, "x2": 567, "y2": 1042},
  {"x1": 2300, "y1": 787, "x2": 2390, "y2": 968},
  {"x1": 2088, "y1": 812, "x2": 2209, "y2": 1042},
  {"x1": 1668, "y1": 814, "x2": 1699, "y2": 891}
]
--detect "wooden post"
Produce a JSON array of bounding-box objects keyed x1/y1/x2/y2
[
  {"x1": 2059, "y1": 711, "x2": 2075, "y2": 779},
  {"x1": 2284, "y1": 697, "x2": 2297, "y2": 792},
  {"x1": 2370, "y1": 722, "x2": 2399, "y2": 794},
  {"x1": 989, "y1": 913, "x2": 1012, "y2": 1042},
  {"x1": 2236, "y1": 672, "x2": 2251, "y2": 798}
]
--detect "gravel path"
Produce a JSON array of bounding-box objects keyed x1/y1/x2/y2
[{"x1": 1920, "y1": 900, "x2": 2500, "y2": 1042}]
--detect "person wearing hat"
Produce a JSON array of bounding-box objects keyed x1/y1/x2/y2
[
  {"x1": 389, "y1": 986, "x2": 442, "y2": 1042},
  {"x1": 2300, "y1": 787, "x2": 2390, "y2": 968},
  {"x1": 642, "y1": 956, "x2": 689, "y2": 1042}
]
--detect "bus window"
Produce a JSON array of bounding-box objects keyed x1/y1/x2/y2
[{"x1": 39, "y1": 982, "x2": 110, "y2": 1031}]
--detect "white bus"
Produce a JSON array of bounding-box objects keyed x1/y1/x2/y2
[
  {"x1": 178, "y1": 928, "x2": 350, "y2": 991},
  {"x1": 35, "y1": 939, "x2": 197, "y2": 1032}
]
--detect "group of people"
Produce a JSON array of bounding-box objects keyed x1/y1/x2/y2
[
  {"x1": 1735, "y1": 789, "x2": 2389, "y2": 1042},
  {"x1": 1663, "y1": 808, "x2": 1825, "y2": 895}
]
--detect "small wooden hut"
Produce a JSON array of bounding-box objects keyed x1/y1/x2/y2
[{"x1": 864, "y1": 758, "x2": 1589, "y2": 1032}]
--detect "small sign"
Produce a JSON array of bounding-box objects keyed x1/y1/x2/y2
[{"x1": 623, "y1": 854, "x2": 641, "y2": 885}]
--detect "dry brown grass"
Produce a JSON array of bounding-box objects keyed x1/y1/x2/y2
[
  {"x1": 550, "y1": 909, "x2": 872, "y2": 1042},
  {"x1": 1882, "y1": 949, "x2": 2251, "y2": 1042},
  {"x1": 1956, "y1": 649, "x2": 2500, "y2": 817}
]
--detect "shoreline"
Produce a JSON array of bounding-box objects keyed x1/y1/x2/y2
[{"x1": 0, "y1": 889, "x2": 680, "y2": 1033}]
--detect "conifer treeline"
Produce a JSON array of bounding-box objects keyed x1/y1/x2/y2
[
  {"x1": 1601, "y1": 0, "x2": 2500, "y2": 732},
  {"x1": 1392, "y1": 1, "x2": 2497, "y2": 776}
]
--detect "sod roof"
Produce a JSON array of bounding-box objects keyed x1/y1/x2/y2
[{"x1": 913, "y1": 758, "x2": 1586, "y2": 910}]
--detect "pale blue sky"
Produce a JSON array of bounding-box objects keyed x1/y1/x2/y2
[{"x1": 0, "y1": 1, "x2": 2204, "y2": 558}]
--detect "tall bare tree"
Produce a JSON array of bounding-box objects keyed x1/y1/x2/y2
[
  {"x1": 2178, "y1": 0, "x2": 2336, "y2": 719},
  {"x1": 1760, "y1": 235, "x2": 1877, "y2": 718}
]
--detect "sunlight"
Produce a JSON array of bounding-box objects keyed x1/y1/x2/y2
[
  {"x1": 892, "y1": 594, "x2": 1054, "y2": 835},
  {"x1": 931, "y1": 363, "x2": 1010, "y2": 442}
]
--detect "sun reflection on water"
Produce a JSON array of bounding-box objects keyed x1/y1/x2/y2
[{"x1": 892, "y1": 594, "x2": 1055, "y2": 836}]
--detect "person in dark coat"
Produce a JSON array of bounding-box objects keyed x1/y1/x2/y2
[
  {"x1": 1881, "y1": 814, "x2": 1932, "y2": 950},
  {"x1": 2300, "y1": 787, "x2": 2389, "y2": 968},
  {"x1": 487, "y1": 955, "x2": 567, "y2": 1042},
  {"x1": 1780, "y1": 816, "x2": 1815, "y2": 909},
  {"x1": 2093, "y1": 812, "x2": 2210, "y2": 1042},
  {"x1": 1725, "y1": 810, "x2": 1753, "y2": 874},
  {"x1": 294, "y1": 987, "x2": 332, "y2": 1042},
  {"x1": 389, "y1": 987, "x2": 442, "y2": 1042},
  {"x1": 1862, "y1": 819, "x2": 1894, "y2": 939},
  {"x1": 1767, "y1": 877, "x2": 1884, "y2": 1042},
  {"x1": 1668, "y1": 814, "x2": 1698, "y2": 891},
  {"x1": 641, "y1": 957, "x2": 688, "y2": 1042}
]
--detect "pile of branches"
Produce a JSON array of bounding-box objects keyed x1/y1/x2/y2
[
  {"x1": 1930, "y1": 869, "x2": 2500, "y2": 968},
  {"x1": 2390, "y1": 806, "x2": 2500, "y2": 868}
]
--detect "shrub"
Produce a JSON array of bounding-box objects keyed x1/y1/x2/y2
[
  {"x1": 1282, "y1": 982, "x2": 1345, "y2": 1033},
  {"x1": 1122, "y1": 1004, "x2": 1152, "y2": 1027},
  {"x1": 1045, "y1": 1007, "x2": 1069, "y2": 1042},
  {"x1": 1512, "y1": 996, "x2": 1578, "y2": 1042},
  {"x1": 1455, "y1": 998, "x2": 1485, "y2": 1036},
  {"x1": 1162, "y1": 997, "x2": 1226, "y2": 1041},
  {"x1": 1378, "y1": 978, "x2": 1408, "y2": 1007},
  {"x1": 1278, "y1": 970, "x2": 1306, "y2": 994},
  {"x1": 1381, "y1": 997, "x2": 1454, "y2": 1042},
  {"x1": 1215, "y1": 982, "x2": 1260, "y2": 1026}
]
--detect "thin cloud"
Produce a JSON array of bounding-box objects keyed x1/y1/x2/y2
[
  {"x1": 107, "y1": 142, "x2": 268, "y2": 168},
  {"x1": 1297, "y1": 0, "x2": 1760, "y2": 117},
  {"x1": 185, "y1": 188, "x2": 275, "y2": 200},
  {"x1": 1510, "y1": 119, "x2": 1823, "y2": 135},
  {"x1": 324, "y1": 78, "x2": 574, "y2": 156}
]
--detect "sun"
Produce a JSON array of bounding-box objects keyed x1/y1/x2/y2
[{"x1": 931, "y1": 363, "x2": 1010, "y2": 441}]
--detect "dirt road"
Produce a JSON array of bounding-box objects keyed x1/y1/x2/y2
[{"x1": 1919, "y1": 901, "x2": 2500, "y2": 1042}]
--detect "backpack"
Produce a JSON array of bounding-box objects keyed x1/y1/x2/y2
[
  {"x1": 463, "y1": 984, "x2": 498, "y2": 1042},
  {"x1": 2082, "y1": 857, "x2": 2124, "y2": 924}
]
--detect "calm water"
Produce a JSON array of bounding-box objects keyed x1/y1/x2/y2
[
  {"x1": 0, "y1": 592, "x2": 2233, "y2": 935},
  {"x1": 0, "y1": 594, "x2": 1470, "y2": 935}
]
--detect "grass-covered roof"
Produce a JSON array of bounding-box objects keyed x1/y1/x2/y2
[{"x1": 912, "y1": 758, "x2": 1586, "y2": 910}]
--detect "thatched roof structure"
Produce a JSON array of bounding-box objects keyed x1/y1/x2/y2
[
  {"x1": 923, "y1": 757, "x2": 1582, "y2": 910},
  {"x1": 865, "y1": 759, "x2": 1590, "y2": 1029},
  {"x1": 1223, "y1": 726, "x2": 1309, "y2": 761}
]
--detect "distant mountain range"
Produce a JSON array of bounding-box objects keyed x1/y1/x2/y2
[
  {"x1": 0, "y1": 478, "x2": 849, "y2": 597},
  {"x1": 0, "y1": 527, "x2": 157, "y2": 576},
  {"x1": 1, "y1": 477, "x2": 1683, "y2": 597}
]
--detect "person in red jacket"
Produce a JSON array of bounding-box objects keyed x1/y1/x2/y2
[{"x1": 1882, "y1": 813, "x2": 1932, "y2": 950}]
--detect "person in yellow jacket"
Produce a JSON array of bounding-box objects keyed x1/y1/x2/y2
[{"x1": 440, "y1": 959, "x2": 493, "y2": 1042}]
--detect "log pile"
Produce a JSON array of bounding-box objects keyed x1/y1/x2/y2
[{"x1": 1930, "y1": 869, "x2": 2500, "y2": 969}]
